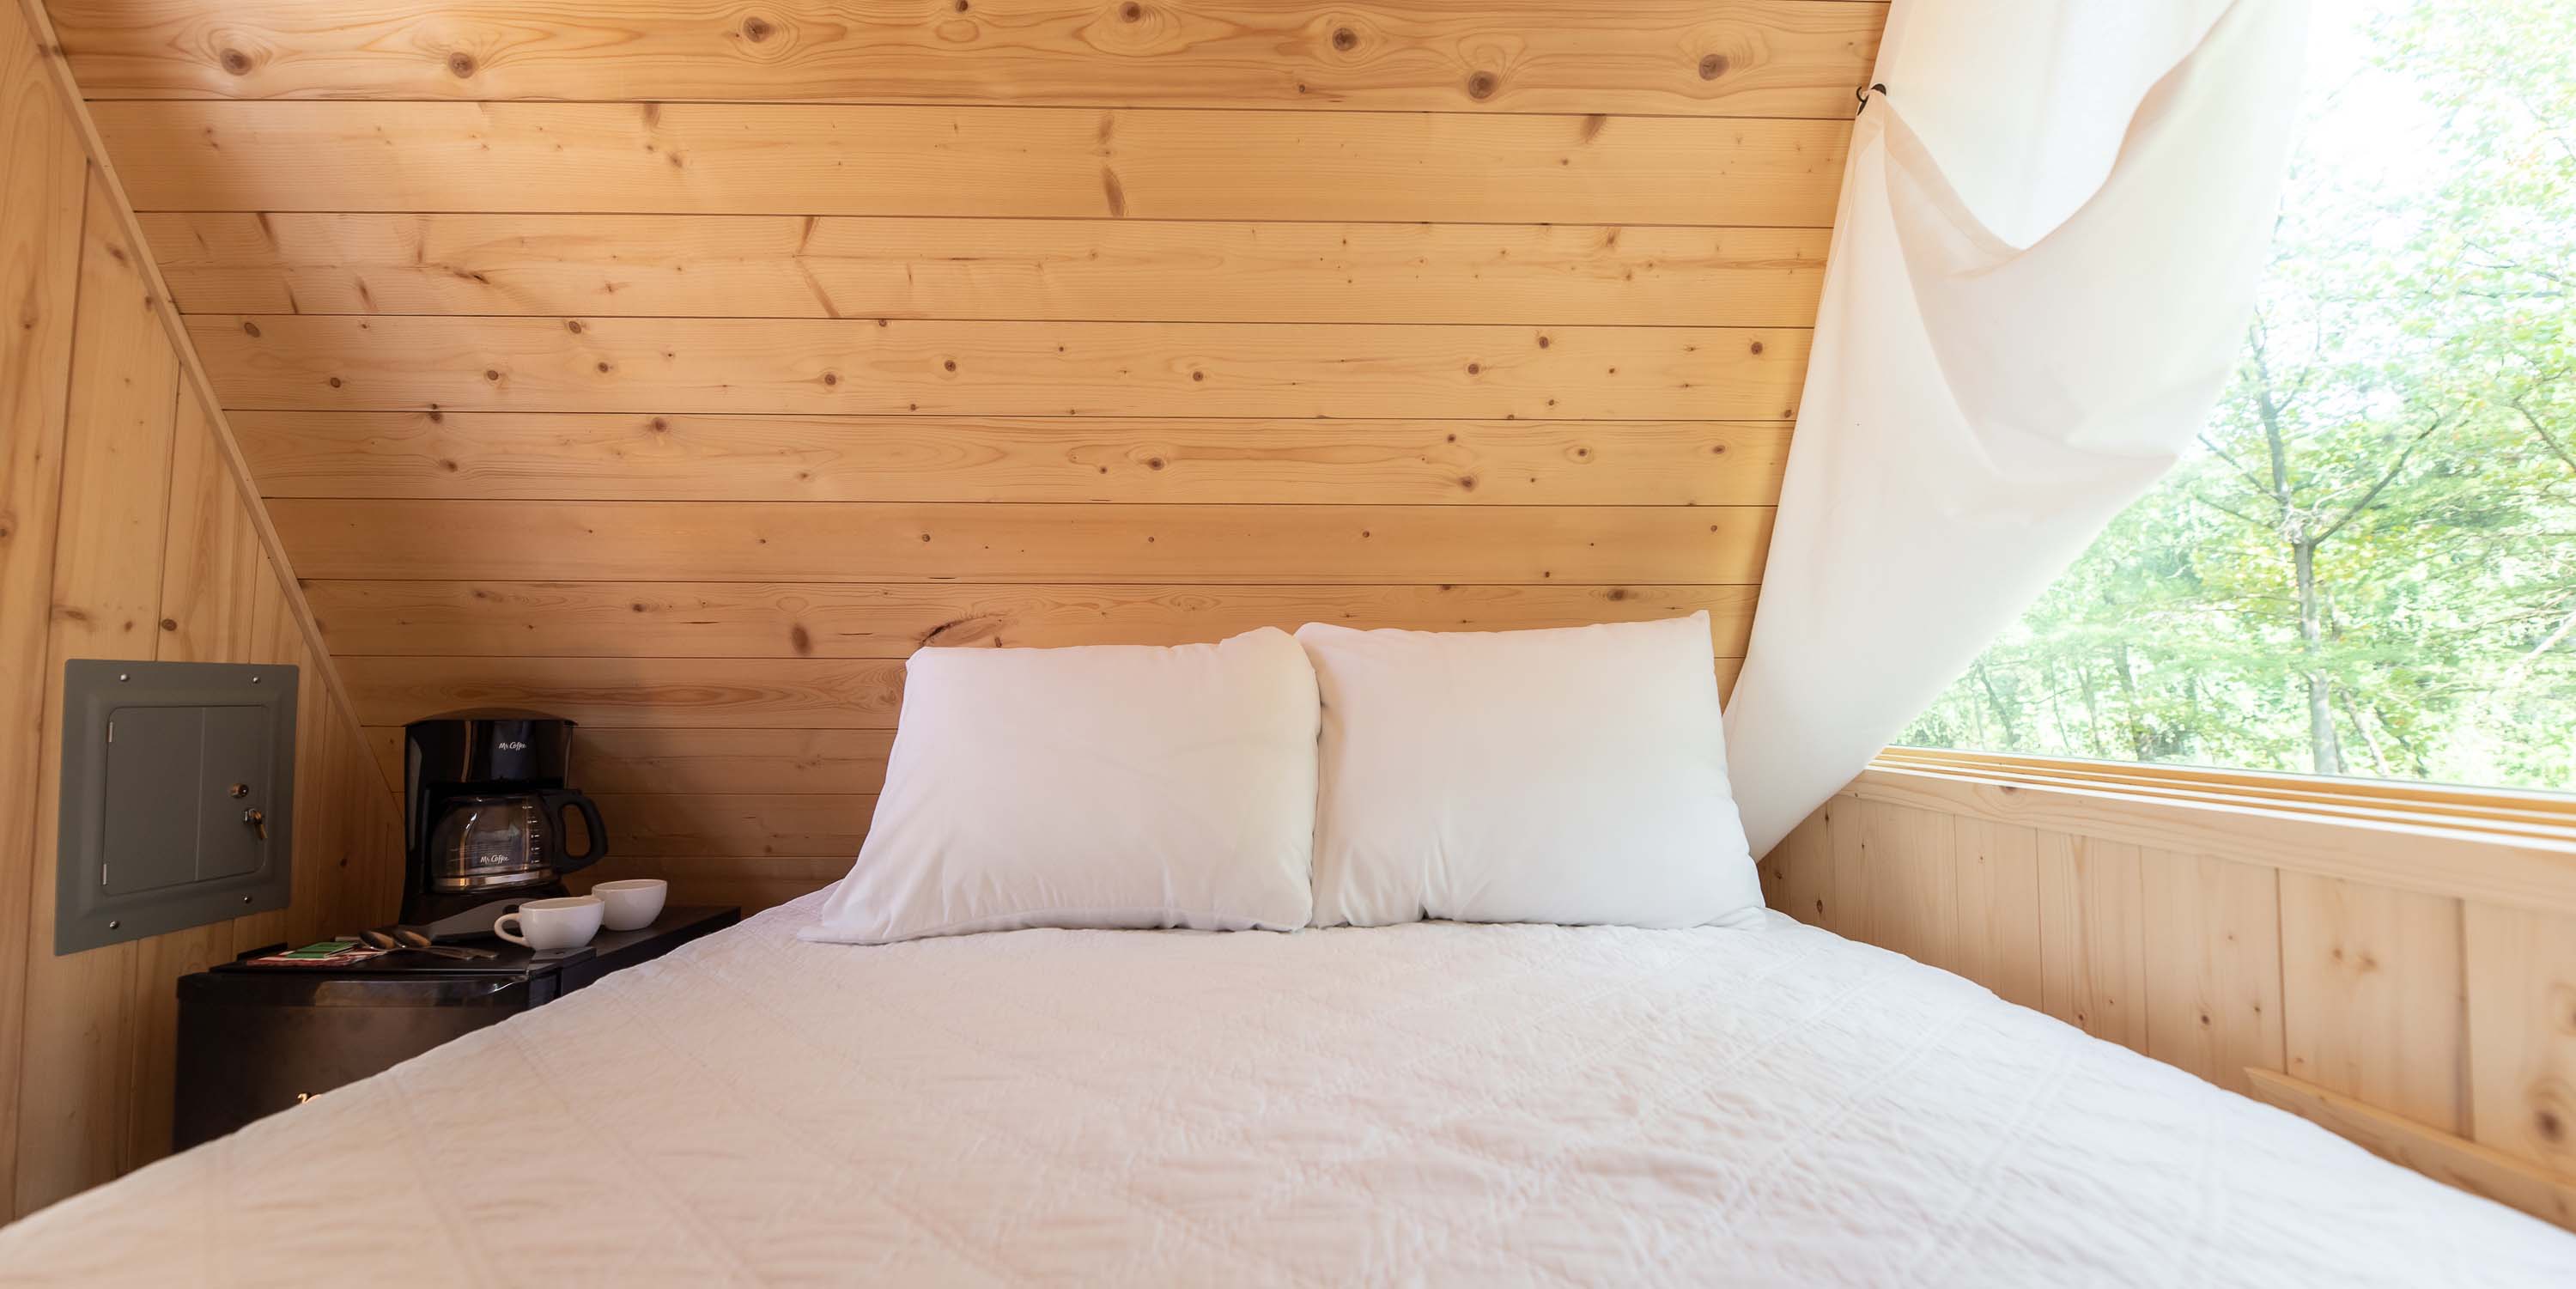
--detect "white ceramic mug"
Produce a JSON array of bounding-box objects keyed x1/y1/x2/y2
[
  {"x1": 493, "y1": 896, "x2": 604, "y2": 951},
  {"x1": 591, "y1": 878, "x2": 668, "y2": 932}
]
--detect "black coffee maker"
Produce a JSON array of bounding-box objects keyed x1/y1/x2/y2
[{"x1": 403, "y1": 713, "x2": 608, "y2": 940}]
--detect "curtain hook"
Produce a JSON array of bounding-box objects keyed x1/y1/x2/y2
[{"x1": 1856, "y1": 82, "x2": 1887, "y2": 116}]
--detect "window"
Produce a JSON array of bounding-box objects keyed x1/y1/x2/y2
[{"x1": 1899, "y1": 0, "x2": 2575, "y2": 791}]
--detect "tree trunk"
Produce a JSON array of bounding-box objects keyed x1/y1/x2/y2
[
  {"x1": 2182, "y1": 673, "x2": 2202, "y2": 762},
  {"x1": 2112, "y1": 641, "x2": 2148, "y2": 760},
  {"x1": 1971, "y1": 660, "x2": 2020, "y2": 747},
  {"x1": 2044, "y1": 660, "x2": 2080, "y2": 752},
  {"x1": 2336, "y1": 688, "x2": 2391, "y2": 777},
  {"x1": 2249, "y1": 326, "x2": 2343, "y2": 776},
  {"x1": 2293, "y1": 538, "x2": 2344, "y2": 774},
  {"x1": 2077, "y1": 664, "x2": 2105, "y2": 757}
]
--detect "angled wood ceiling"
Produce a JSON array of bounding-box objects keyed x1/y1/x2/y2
[{"x1": 44, "y1": 0, "x2": 1885, "y2": 909}]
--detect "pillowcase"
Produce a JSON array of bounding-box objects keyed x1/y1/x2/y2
[
  {"x1": 801, "y1": 628, "x2": 1319, "y2": 945},
  {"x1": 1296, "y1": 612, "x2": 1765, "y2": 929}
]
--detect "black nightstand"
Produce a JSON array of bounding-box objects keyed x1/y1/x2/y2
[{"x1": 172, "y1": 905, "x2": 738, "y2": 1151}]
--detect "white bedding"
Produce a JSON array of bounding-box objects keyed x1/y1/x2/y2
[{"x1": 4, "y1": 894, "x2": 2571, "y2": 1286}]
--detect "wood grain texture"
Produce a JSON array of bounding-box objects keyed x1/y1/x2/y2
[
  {"x1": 121, "y1": 399, "x2": 286, "y2": 1171},
  {"x1": 1754, "y1": 844, "x2": 1787, "y2": 913},
  {"x1": 14, "y1": 173, "x2": 179, "y2": 1212},
  {"x1": 52, "y1": 0, "x2": 1884, "y2": 116},
  {"x1": 0, "y1": 2, "x2": 86, "y2": 1217},
  {"x1": 232, "y1": 412, "x2": 1793, "y2": 506},
  {"x1": 1879, "y1": 748, "x2": 2576, "y2": 842},
  {"x1": 367, "y1": 725, "x2": 899, "y2": 798},
  {"x1": 1781, "y1": 766, "x2": 2576, "y2": 1225},
  {"x1": 2138, "y1": 849, "x2": 2282, "y2": 1097},
  {"x1": 283, "y1": 624, "x2": 335, "y2": 945},
  {"x1": 1880, "y1": 747, "x2": 2576, "y2": 835},
  {"x1": 1820, "y1": 796, "x2": 1866, "y2": 941},
  {"x1": 2247, "y1": 1069, "x2": 2576, "y2": 1232},
  {"x1": 337, "y1": 653, "x2": 1741, "y2": 730},
  {"x1": 144, "y1": 214, "x2": 1832, "y2": 327},
  {"x1": 1949, "y1": 816, "x2": 2042, "y2": 1010},
  {"x1": 268, "y1": 500, "x2": 1776, "y2": 584},
  {"x1": 595, "y1": 794, "x2": 878, "y2": 857},
  {"x1": 299, "y1": 708, "x2": 404, "y2": 946},
  {"x1": 0, "y1": 8, "x2": 404, "y2": 1207},
  {"x1": 190, "y1": 316, "x2": 1809, "y2": 420},
  {"x1": 1767, "y1": 801, "x2": 1835, "y2": 929},
  {"x1": 1857, "y1": 799, "x2": 1955, "y2": 975},
  {"x1": 305, "y1": 581, "x2": 1759, "y2": 658},
  {"x1": 228, "y1": 555, "x2": 301, "y2": 957},
  {"x1": 97, "y1": 101, "x2": 1850, "y2": 225},
  {"x1": 156, "y1": 398, "x2": 271, "y2": 660},
  {"x1": 338, "y1": 655, "x2": 909, "y2": 728},
  {"x1": 46, "y1": 172, "x2": 181, "y2": 659},
  {"x1": 2462, "y1": 903, "x2": 2576, "y2": 1178},
  {"x1": 565, "y1": 727, "x2": 896, "y2": 797},
  {"x1": 285, "y1": 633, "x2": 332, "y2": 945},
  {"x1": 2035, "y1": 831, "x2": 2146, "y2": 1051},
  {"x1": 1844, "y1": 766, "x2": 2576, "y2": 919},
  {"x1": 2277, "y1": 873, "x2": 2467, "y2": 1134}
]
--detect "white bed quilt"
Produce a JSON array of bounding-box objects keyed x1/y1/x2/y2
[{"x1": 3, "y1": 894, "x2": 2572, "y2": 1286}]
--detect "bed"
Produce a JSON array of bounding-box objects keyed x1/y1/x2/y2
[{"x1": 4, "y1": 892, "x2": 2572, "y2": 1286}]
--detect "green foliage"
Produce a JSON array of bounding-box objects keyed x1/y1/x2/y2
[{"x1": 1900, "y1": 0, "x2": 2576, "y2": 791}]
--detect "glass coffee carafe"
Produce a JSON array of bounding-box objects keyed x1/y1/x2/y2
[{"x1": 422, "y1": 790, "x2": 605, "y2": 894}]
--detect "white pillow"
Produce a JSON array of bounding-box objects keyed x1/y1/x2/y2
[
  {"x1": 1297, "y1": 612, "x2": 1765, "y2": 929},
  {"x1": 801, "y1": 628, "x2": 1319, "y2": 945}
]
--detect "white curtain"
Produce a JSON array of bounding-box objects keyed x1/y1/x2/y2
[{"x1": 1723, "y1": 0, "x2": 2312, "y2": 855}]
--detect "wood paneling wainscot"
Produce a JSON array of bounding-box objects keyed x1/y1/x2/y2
[
  {"x1": 1, "y1": 0, "x2": 399, "y2": 1219},
  {"x1": 1766, "y1": 759, "x2": 2576, "y2": 1232},
  {"x1": 54, "y1": 0, "x2": 1886, "y2": 915}
]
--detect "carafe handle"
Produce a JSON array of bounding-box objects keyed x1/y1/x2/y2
[{"x1": 541, "y1": 790, "x2": 608, "y2": 873}]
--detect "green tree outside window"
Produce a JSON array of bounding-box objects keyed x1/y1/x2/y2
[{"x1": 1899, "y1": 0, "x2": 2575, "y2": 791}]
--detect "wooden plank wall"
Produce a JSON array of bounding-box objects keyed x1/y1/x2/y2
[
  {"x1": 1760, "y1": 766, "x2": 2576, "y2": 1230},
  {"x1": 47, "y1": 0, "x2": 1886, "y2": 912},
  {"x1": 0, "y1": 1, "x2": 402, "y2": 1219}
]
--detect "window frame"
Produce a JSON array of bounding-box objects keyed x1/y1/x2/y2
[
  {"x1": 1879, "y1": 747, "x2": 2576, "y2": 841},
  {"x1": 1849, "y1": 749, "x2": 2576, "y2": 915}
]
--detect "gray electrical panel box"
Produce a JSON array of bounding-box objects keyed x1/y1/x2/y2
[{"x1": 56, "y1": 660, "x2": 297, "y2": 953}]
